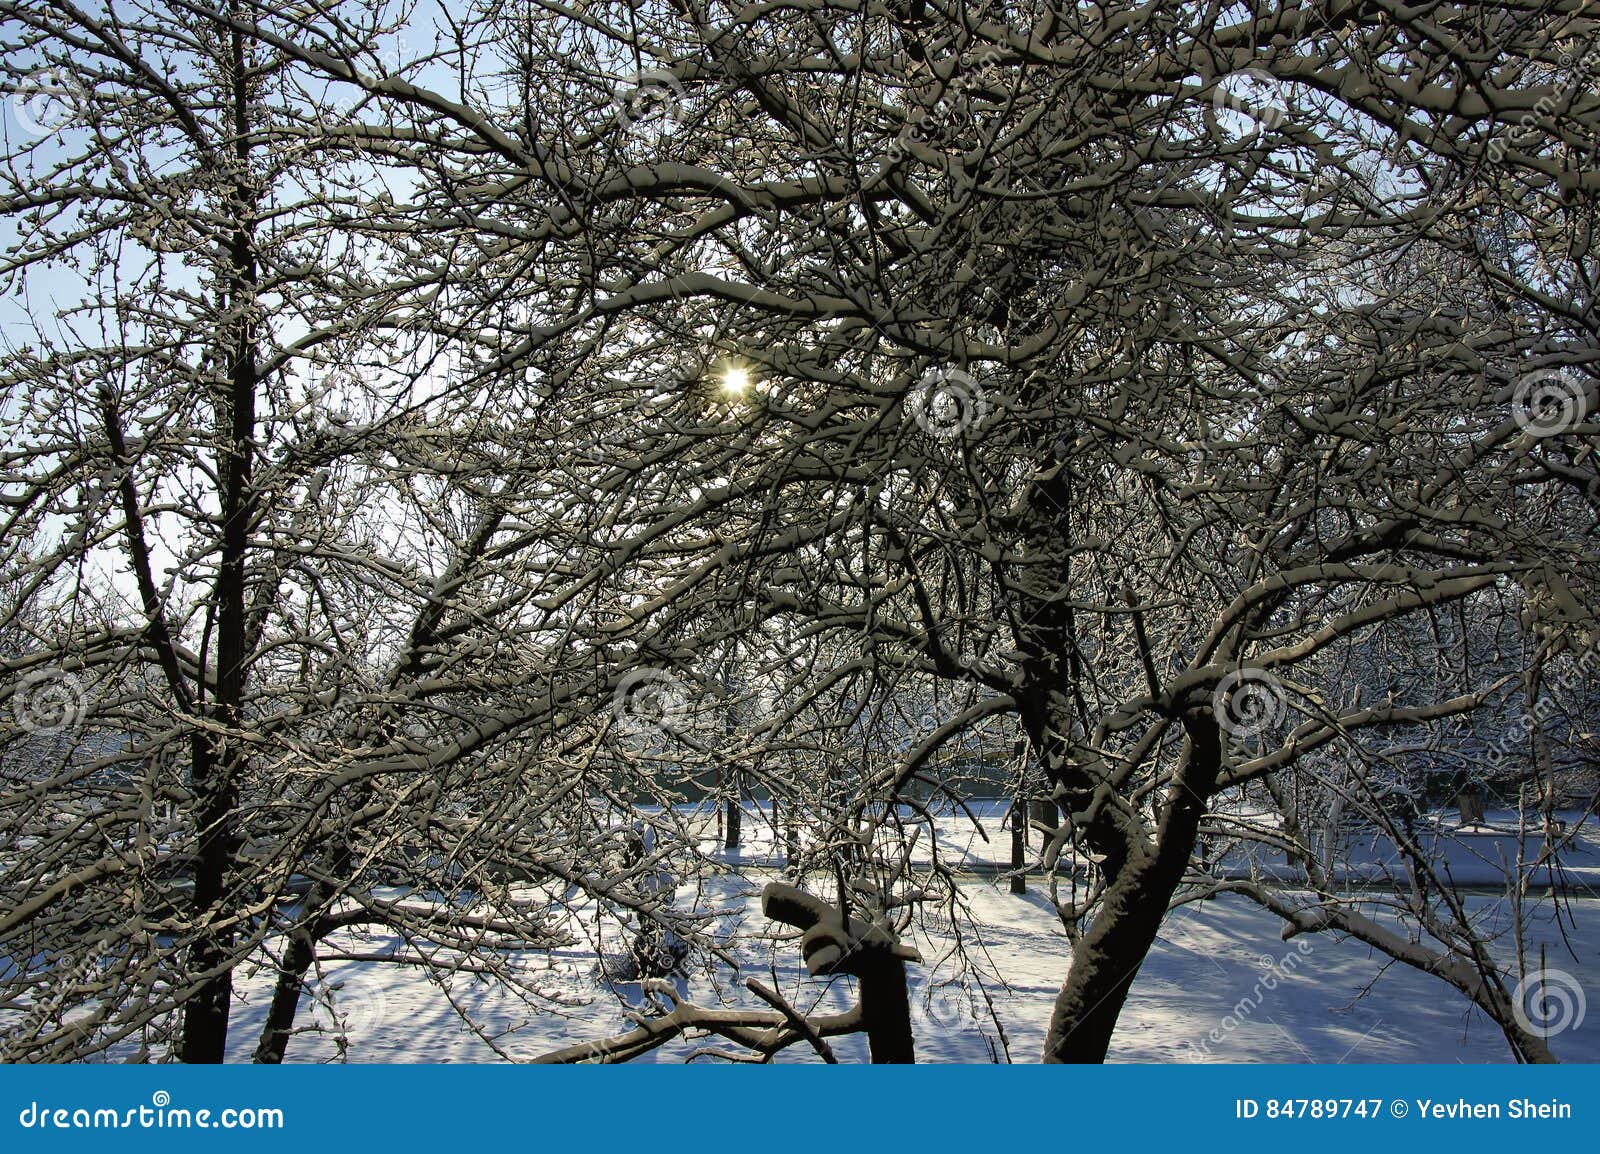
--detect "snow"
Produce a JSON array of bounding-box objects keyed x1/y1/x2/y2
[
  {"x1": 221, "y1": 853, "x2": 1600, "y2": 1063},
  {"x1": 689, "y1": 801, "x2": 1600, "y2": 892}
]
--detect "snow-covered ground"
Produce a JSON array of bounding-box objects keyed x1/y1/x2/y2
[
  {"x1": 703, "y1": 802, "x2": 1600, "y2": 891},
  {"x1": 224, "y1": 863, "x2": 1600, "y2": 1064}
]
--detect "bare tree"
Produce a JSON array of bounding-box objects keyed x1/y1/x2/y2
[
  {"x1": 5, "y1": 0, "x2": 1597, "y2": 1065},
  {"x1": 1, "y1": 0, "x2": 701, "y2": 1062},
  {"x1": 333, "y1": 0, "x2": 1594, "y2": 1062}
]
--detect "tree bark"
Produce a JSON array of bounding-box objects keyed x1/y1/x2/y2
[
  {"x1": 1041, "y1": 721, "x2": 1216, "y2": 1062},
  {"x1": 1010, "y1": 793, "x2": 1027, "y2": 894},
  {"x1": 1030, "y1": 796, "x2": 1059, "y2": 853},
  {"x1": 858, "y1": 958, "x2": 915, "y2": 1063},
  {"x1": 252, "y1": 931, "x2": 317, "y2": 1064},
  {"x1": 181, "y1": 11, "x2": 258, "y2": 1063}
]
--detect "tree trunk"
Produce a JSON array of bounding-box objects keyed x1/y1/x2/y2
[
  {"x1": 252, "y1": 931, "x2": 317, "y2": 1063},
  {"x1": 858, "y1": 958, "x2": 915, "y2": 1063},
  {"x1": 180, "y1": 731, "x2": 240, "y2": 1063},
  {"x1": 1041, "y1": 722, "x2": 1216, "y2": 1063},
  {"x1": 713, "y1": 763, "x2": 723, "y2": 842},
  {"x1": 1010, "y1": 794, "x2": 1027, "y2": 894},
  {"x1": 1030, "y1": 796, "x2": 1059, "y2": 853},
  {"x1": 724, "y1": 782, "x2": 742, "y2": 849},
  {"x1": 181, "y1": 13, "x2": 258, "y2": 1063},
  {"x1": 1041, "y1": 859, "x2": 1178, "y2": 1062}
]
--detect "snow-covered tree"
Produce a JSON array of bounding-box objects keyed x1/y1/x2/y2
[{"x1": 4, "y1": 0, "x2": 1597, "y2": 1063}]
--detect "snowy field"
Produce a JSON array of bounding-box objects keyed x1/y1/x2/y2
[
  {"x1": 221, "y1": 839, "x2": 1600, "y2": 1064},
  {"x1": 704, "y1": 801, "x2": 1600, "y2": 890}
]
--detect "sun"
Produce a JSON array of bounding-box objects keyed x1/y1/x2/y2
[{"x1": 718, "y1": 364, "x2": 752, "y2": 395}]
